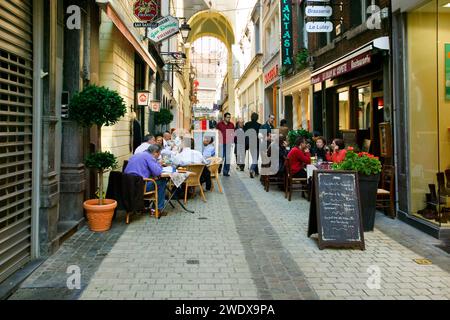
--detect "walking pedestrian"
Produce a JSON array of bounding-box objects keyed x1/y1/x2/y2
[
  {"x1": 216, "y1": 112, "x2": 235, "y2": 176},
  {"x1": 244, "y1": 112, "x2": 261, "y2": 178}
]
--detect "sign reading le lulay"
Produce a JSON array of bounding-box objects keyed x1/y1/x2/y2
[{"x1": 147, "y1": 15, "x2": 179, "y2": 43}]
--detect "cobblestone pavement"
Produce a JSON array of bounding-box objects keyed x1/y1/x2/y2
[{"x1": 9, "y1": 167, "x2": 450, "y2": 300}]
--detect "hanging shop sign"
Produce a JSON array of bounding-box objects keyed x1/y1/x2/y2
[
  {"x1": 147, "y1": 15, "x2": 179, "y2": 43},
  {"x1": 137, "y1": 91, "x2": 150, "y2": 106},
  {"x1": 150, "y1": 100, "x2": 161, "y2": 112},
  {"x1": 305, "y1": 1, "x2": 333, "y2": 33},
  {"x1": 305, "y1": 5, "x2": 332, "y2": 17},
  {"x1": 311, "y1": 53, "x2": 372, "y2": 84},
  {"x1": 133, "y1": 0, "x2": 159, "y2": 27},
  {"x1": 446, "y1": 44, "x2": 450, "y2": 100},
  {"x1": 281, "y1": 0, "x2": 293, "y2": 67},
  {"x1": 306, "y1": 21, "x2": 333, "y2": 33}
]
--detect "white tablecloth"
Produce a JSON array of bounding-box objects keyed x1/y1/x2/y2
[{"x1": 307, "y1": 164, "x2": 317, "y2": 179}]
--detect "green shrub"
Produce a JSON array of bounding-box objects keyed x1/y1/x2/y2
[
  {"x1": 154, "y1": 108, "x2": 174, "y2": 125},
  {"x1": 287, "y1": 129, "x2": 313, "y2": 148}
]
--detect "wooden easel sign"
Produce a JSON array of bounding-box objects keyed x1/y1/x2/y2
[{"x1": 307, "y1": 170, "x2": 365, "y2": 250}]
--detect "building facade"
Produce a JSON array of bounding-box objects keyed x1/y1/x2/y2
[
  {"x1": 392, "y1": 0, "x2": 450, "y2": 239},
  {"x1": 308, "y1": 0, "x2": 391, "y2": 159}
]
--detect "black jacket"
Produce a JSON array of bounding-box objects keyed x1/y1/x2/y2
[
  {"x1": 106, "y1": 171, "x2": 145, "y2": 215},
  {"x1": 244, "y1": 120, "x2": 261, "y2": 150}
]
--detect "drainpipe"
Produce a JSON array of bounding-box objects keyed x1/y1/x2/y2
[{"x1": 31, "y1": 0, "x2": 44, "y2": 259}]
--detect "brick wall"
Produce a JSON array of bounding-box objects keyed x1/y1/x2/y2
[{"x1": 308, "y1": 0, "x2": 391, "y2": 69}]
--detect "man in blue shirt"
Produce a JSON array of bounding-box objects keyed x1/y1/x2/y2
[
  {"x1": 202, "y1": 136, "x2": 216, "y2": 159},
  {"x1": 124, "y1": 144, "x2": 166, "y2": 211}
]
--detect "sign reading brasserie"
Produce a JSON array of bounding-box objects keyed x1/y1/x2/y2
[
  {"x1": 311, "y1": 53, "x2": 372, "y2": 84},
  {"x1": 147, "y1": 15, "x2": 179, "y2": 43},
  {"x1": 446, "y1": 44, "x2": 450, "y2": 100},
  {"x1": 133, "y1": 0, "x2": 159, "y2": 27},
  {"x1": 281, "y1": 0, "x2": 293, "y2": 67},
  {"x1": 305, "y1": 0, "x2": 333, "y2": 33}
]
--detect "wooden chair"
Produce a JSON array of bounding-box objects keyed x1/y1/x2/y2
[
  {"x1": 262, "y1": 159, "x2": 286, "y2": 192},
  {"x1": 362, "y1": 139, "x2": 371, "y2": 153},
  {"x1": 376, "y1": 165, "x2": 395, "y2": 218},
  {"x1": 184, "y1": 164, "x2": 207, "y2": 204},
  {"x1": 207, "y1": 157, "x2": 223, "y2": 193},
  {"x1": 284, "y1": 158, "x2": 308, "y2": 201}
]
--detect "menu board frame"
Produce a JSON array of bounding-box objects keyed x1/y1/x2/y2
[{"x1": 308, "y1": 170, "x2": 365, "y2": 250}]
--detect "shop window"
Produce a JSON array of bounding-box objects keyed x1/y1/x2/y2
[
  {"x1": 338, "y1": 91, "x2": 350, "y2": 131},
  {"x1": 350, "y1": 0, "x2": 364, "y2": 28},
  {"x1": 356, "y1": 86, "x2": 371, "y2": 130}
]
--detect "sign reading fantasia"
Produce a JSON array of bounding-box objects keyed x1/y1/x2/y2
[{"x1": 281, "y1": 0, "x2": 293, "y2": 67}]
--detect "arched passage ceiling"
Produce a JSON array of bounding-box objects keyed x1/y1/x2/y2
[{"x1": 187, "y1": 11, "x2": 235, "y2": 49}]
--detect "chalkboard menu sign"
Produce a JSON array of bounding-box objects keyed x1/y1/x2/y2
[{"x1": 308, "y1": 170, "x2": 365, "y2": 250}]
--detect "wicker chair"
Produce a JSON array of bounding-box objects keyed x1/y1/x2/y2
[
  {"x1": 184, "y1": 164, "x2": 207, "y2": 204},
  {"x1": 142, "y1": 178, "x2": 160, "y2": 220},
  {"x1": 284, "y1": 158, "x2": 308, "y2": 201},
  {"x1": 207, "y1": 157, "x2": 223, "y2": 193}
]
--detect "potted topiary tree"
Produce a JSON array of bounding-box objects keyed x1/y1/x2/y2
[
  {"x1": 287, "y1": 129, "x2": 313, "y2": 148},
  {"x1": 332, "y1": 148, "x2": 382, "y2": 231},
  {"x1": 69, "y1": 85, "x2": 126, "y2": 232}
]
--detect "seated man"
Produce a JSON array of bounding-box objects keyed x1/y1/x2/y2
[
  {"x1": 124, "y1": 144, "x2": 166, "y2": 212},
  {"x1": 173, "y1": 138, "x2": 212, "y2": 191},
  {"x1": 134, "y1": 135, "x2": 156, "y2": 154},
  {"x1": 202, "y1": 136, "x2": 216, "y2": 159}
]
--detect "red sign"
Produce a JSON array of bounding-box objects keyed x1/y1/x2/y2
[
  {"x1": 264, "y1": 64, "x2": 279, "y2": 85},
  {"x1": 311, "y1": 53, "x2": 372, "y2": 84},
  {"x1": 134, "y1": 0, "x2": 159, "y2": 22},
  {"x1": 137, "y1": 91, "x2": 150, "y2": 106},
  {"x1": 150, "y1": 101, "x2": 161, "y2": 112}
]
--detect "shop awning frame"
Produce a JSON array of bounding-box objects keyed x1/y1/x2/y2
[
  {"x1": 311, "y1": 36, "x2": 390, "y2": 83},
  {"x1": 96, "y1": 0, "x2": 157, "y2": 72}
]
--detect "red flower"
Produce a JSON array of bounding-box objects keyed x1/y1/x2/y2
[{"x1": 348, "y1": 147, "x2": 354, "y2": 151}]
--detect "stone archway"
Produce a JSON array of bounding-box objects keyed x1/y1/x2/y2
[{"x1": 186, "y1": 10, "x2": 236, "y2": 120}]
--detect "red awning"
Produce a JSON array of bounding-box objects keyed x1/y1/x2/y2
[{"x1": 99, "y1": 1, "x2": 157, "y2": 72}]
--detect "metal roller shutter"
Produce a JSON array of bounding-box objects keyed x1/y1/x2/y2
[{"x1": 0, "y1": 0, "x2": 33, "y2": 283}]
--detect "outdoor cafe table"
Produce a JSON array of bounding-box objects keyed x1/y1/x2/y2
[
  {"x1": 307, "y1": 162, "x2": 333, "y2": 179},
  {"x1": 160, "y1": 170, "x2": 197, "y2": 214}
]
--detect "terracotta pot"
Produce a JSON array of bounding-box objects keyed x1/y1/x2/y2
[{"x1": 83, "y1": 199, "x2": 117, "y2": 232}]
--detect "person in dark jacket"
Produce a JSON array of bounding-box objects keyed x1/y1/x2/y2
[
  {"x1": 310, "y1": 136, "x2": 328, "y2": 162},
  {"x1": 234, "y1": 120, "x2": 245, "y2": 171},
  {"x1": 244, "y1": 112, "x2": 261, "y2": 178}
]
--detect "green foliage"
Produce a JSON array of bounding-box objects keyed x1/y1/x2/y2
[
  {"x1": 287, "y1": 129, "x2": 313, "y2": 148},
  {"x1": 333, "y1": 149, "x2": 382, "y2": 176},
  {"x1": 84, "y1": 151, "x2": 118, "y2": 173},
  {"x1": 295, "y1": 48, "x2": 310, "y2": 70},
  {"x1": 154, "y1": 108, "x2": 174, "y2": 125},
  {"x1": 68, "y1": 84, "x2": 127, "y2": 128}
]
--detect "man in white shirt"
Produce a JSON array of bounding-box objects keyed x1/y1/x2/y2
[
  {"x1": 134, "y1": 135, "x2": 156, "y2": 154},
  {"x1": 202, "y1": 136, "x2": 216, "y2": 159},
  {"x1": 163, "y1": 131, "x2": 172, "y2": 150},
  {"x1": 173, "y1": 139, "x2": 208, "y2": 166},
  {"x1": 173, "y1": 138, "x2": 211, "y2": 190}
]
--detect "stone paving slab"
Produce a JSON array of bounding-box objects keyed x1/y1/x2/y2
[
  {"x1": 234, "y1": 168, "x2": 450, "y2": 300},
  {"x1": 8, "y1": 165, "x2": 450, "y2": 300}
]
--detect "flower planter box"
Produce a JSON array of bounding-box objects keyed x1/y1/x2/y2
[{"x1": 358, "y1": 173, "x2": 380, "y2": 232}]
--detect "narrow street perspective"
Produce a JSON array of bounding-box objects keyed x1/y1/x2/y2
[
  {"x1": 7, "y1": 167, "x2": 450, "y2": 300},
  {"x1": 1, "y1": 0, "x2": 450, "y2": 305}
]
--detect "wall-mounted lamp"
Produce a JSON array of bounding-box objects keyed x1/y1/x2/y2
[{"x1": 180, "y1": 19, "x2": 191, "y2": 43}]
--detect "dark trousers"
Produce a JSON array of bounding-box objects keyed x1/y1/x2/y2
[
  {"x1": 146, "y1": 179, "x2": 167, "y2": 210},
  {"x1": 200, "y1": 168, "x2": 212, "y2": 191},
  {"x1": 220, "y1": 144, "x2": 231, "y2": 175}
]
